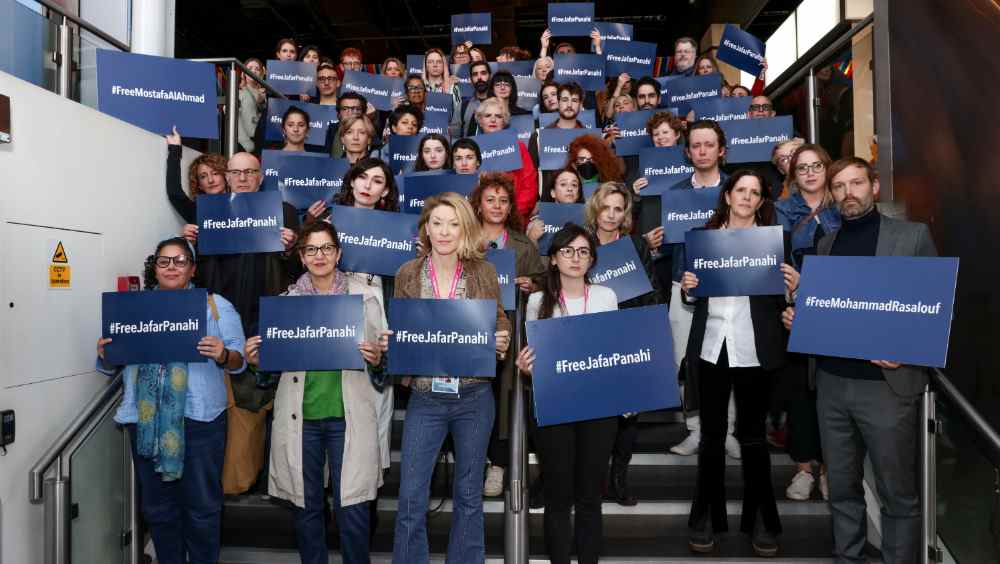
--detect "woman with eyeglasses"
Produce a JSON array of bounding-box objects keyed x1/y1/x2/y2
[
  {"x1": 487, "y1": 71, "x2": 531, "y2": 117},
  {"x1": 566, "y1": 135, "x2": 624, "y2": 185},
  {"x1": 391, "y1": 193, "x2": 511, "y2": 564},
  {"x1": 96, "y1": 237, "x2": 246, "y2": 564},
  {"x1": 450, "y1": 42, "x2": 473, "y2": 65},
  {"x1": 243, "y1": 221, "x2": 389, "y2": 564},
  {"x1": 473, "y1": 97, "x2": 539, "y2": 221},
  {"x1": 423, "y1": 48, "x2": 463, "y2": 135},
  {"x1": 403, "y1": 74, "x2": 427, "y2": 112},
  {"x1": 515, "y1": 223, "x2": 619, "y2": 564}
]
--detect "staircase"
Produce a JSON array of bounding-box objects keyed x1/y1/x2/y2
[{"x1": 218, "y1": 391, "x2": 836, "y2": 563}]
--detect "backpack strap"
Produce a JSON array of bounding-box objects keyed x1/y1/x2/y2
[{"x1": 207, "y1": 293, "x2": 220, "y2": 322}]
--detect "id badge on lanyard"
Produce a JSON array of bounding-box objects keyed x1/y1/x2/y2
[{"x1": 430, "y1": 258, "x2": 464, "y2": 395}]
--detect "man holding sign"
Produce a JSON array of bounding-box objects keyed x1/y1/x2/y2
[{"x1": 782, "y1": 158, "x2": 938, "y2": 564}]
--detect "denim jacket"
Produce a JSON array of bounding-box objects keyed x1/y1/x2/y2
[{"x1": 775, "y1": 192, "x2": 841, "y2": 269}]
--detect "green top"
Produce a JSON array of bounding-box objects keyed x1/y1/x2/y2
[{"x1": 302, "y1": 370, "x2": 344, "y2": 419}]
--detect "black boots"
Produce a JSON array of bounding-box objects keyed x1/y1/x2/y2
[
  {"x1": 609, "y1": 459, "x2": 638, "y2": 506},
  {"x1": 750, "y1": 509, "x2": 779, "y2": 557},
  {"x1": 688, "y1": 511, "x2": 715, "y2": 553}
]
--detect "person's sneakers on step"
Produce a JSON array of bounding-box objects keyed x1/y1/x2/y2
[
  {"x1": 785, "y1": 469, "x2": 815, "y2": 501},
  {"x1": 725, "y1": 434, "x2": 742, "y2": 459},
  {"x1": 670, "y1": 430, "x2": 700, "y2": 455},
  {"x1": 819, "y1": 471, "x2": 829, "y2": 501},
  {"x1": 483, "y1": 464, "x2": 504, "y2": 497}
]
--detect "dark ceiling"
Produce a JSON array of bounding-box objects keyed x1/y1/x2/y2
[{"x1": 174, "y1": 0, "x2": 800, "y2": 63}]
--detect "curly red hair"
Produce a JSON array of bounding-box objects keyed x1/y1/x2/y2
[{"x1": 567, "y1": 136, "x2": 623, "y2": 182}]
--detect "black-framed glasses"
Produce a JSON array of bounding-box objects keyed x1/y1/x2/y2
[
  {"x1": 749, "y1": 103, "x2": 773, "y2": 112},
  {"x1": 226, "y1": 168, "x2": 260, "y2": 177},
  {"x1": 317, "y1": 76, "x2": 338, "y2": 83},
  {"x1": 155, "y1": 255, "x2": 192, "y2": 268},
  {"x1": 795, "y1": 162, "x2": 825, "y2": 174},
  {"x1": 574, "y1": 156, "x2": 593, "y2": 165},
  {"x1": 406, "y1": 85, "x2": 426, "y2": 92},
  {"x1": 338, "y1": 105, "x2": 363, "y2": 114},
  {"x1": 557, "y1": 246, "x2": 592, "y2": 259},
  {"x1": 300, "y1": 243, "x2": 338, "y2": 256}
]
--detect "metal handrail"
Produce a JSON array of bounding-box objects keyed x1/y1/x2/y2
[
  {"x1": 35, "y1": 0, "x2": 130, "y2": 52},
  {"x1": 505, "y1": 291, "x2": 529, "y2": 563},
  {"x1": 931, "y1": 368, "x2": 1000, "y2": 462},
  {"x1": 29, "y1": 372, "x2": 123, "y2": 503},
  {"x1": 188, "y1": 57, "x2": 289, "y2": 100}
]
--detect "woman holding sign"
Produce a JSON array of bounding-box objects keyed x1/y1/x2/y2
[
  {"x1": 96, "y1": 237, "x2": 246, "y2": 564},
  {"x1": 515, "y1": 223, "x2": 619, "y2": 564},
  {"x1": 243, "y1": 221, "x2": 389, "y2": 564},
  {"x1": 526, "y1": 167, "x2": 585, "y2": 244},
  {"x1": 391, "y1": 193, "x2": 511, "y2": 564},
  {"x1": 164, "y1": 128, "x2": 227, "y2": 231},
  {"x1": 473, "y1": 97, "x2": 539, "y2": 221},
  {"x1": 679, "y1": 170, "x2": 798, "y2": 557},
  {"x1": 280, "y1": 106, "x2": 310, "y2": 153},
  {"x1": 422, "y1": 48, "x2": 462, "y2": 129}
]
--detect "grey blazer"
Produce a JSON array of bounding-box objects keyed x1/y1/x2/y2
[{"x1": 807, "y1": 213, "x2": 938, "y2": 397}]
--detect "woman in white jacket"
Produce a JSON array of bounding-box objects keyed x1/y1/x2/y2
[{"x1": 245, "y1": 221, "x2": 390, "y2": 564}]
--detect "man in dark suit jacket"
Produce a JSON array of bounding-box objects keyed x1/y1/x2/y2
[{"x1": 783, "y1": 157, "x2": 936, "y2": 564}]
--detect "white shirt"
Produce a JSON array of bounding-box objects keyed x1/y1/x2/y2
[
  {"x1": 700, "y1": 295, "x2": 759, "y2": 367},
  {"x1": 527, "y1": 284, "x2": 618, "y2": 320}
]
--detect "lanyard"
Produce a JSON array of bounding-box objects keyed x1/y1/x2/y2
[
  {"x1": 497, "y1": 229, "x2": 509, "y2": 248},
  {"x1": 428, "y1": 257, "x2": 463, "y2": 299},
  {"x1": 559, "y1": 285, "x2": 589, "y2": 316}
]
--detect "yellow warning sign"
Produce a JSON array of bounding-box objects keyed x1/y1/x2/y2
[
  {"x1": 52, "y1": 241, "x2": 68, "y2": 263},
  {"x1": 49, "y1": 264, "x2": 71, "y2": 288}
]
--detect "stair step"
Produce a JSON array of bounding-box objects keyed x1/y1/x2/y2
[{"x1": 390, "y1": 449, "x2": 797, "y2": 467}]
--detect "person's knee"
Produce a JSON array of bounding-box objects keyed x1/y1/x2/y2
[{"x1": 142, "y1": 496, "x2": 181, "y2": 526}]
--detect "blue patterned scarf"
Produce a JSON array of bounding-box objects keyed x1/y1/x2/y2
[{"x1": 135, "y1": 362, "x2": 189, "y2": 481}]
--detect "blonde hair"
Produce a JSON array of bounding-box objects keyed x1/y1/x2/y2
[
  {"x1": 533, "y1": 56, "x2": 554, "y2": 80},
  {"x1": 338, "y1": 114, "x2": 375, "y2": 142},
  {"x1": 475, "y1": 97, "x2": 511, "y2": 127},
  {"x1": 418, "y1": 192, "x2": 485, "y2": 261},
  {"x1": 584, "y1": 182, "x2": 634, "y2": 235}
]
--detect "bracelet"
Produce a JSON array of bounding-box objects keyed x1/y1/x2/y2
[{"x1": 216, "y1": 349, "x2": 229, "y2": 367}]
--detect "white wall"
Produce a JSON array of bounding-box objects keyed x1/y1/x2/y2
[{"x1": 0, "y1": 69, "x2": 193, "y2": 564}]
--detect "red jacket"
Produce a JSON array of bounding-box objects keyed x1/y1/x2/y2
[{"x1": 510, "y1": 140, "x2": 538, "y2": 223}]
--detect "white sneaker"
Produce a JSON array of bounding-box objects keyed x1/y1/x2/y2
[
  {"x1": 786, "y1": 470, "x2": 815, "y2": 501},
  {"x1": 725, "y1": 434, "x2": 741, "y2": 459},
  {"x1": 670, "y1": 431, "x2": 700, "y2": 455},
  {"x1": 819, "y1": 472, "x2": 829, "y2": 501},
  {"x1": 483, "y1": 464, "x2": 504, "y2": 497}
]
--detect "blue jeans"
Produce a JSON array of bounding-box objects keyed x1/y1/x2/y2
[
  {"x1": 297, "y1": 417, "x2": 371, "y2": 564},
  {"x1": 127, "y1": 413, "x2": 226, "y2": 564},
  {"x1": 392, "y1": 382, "x2": 495, "y2": 564}
]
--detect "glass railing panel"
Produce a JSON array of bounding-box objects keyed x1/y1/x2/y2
[
  {"x1": 69, "y1": 405, "x2": 127, "y2": 564},
  {"x1": 76, "y1": 29, "x2": 123, "y2": 109},
  {"x1": 935, "y1": 396, "x2": 1000, "y2": 563},
  {"x1": 0, "y1": 0, "x2": 58, "y2": 92}
]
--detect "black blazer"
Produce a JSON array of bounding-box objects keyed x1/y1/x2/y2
[{"x1": 684, "y1": 228, "x2": 792, "y2": 381}]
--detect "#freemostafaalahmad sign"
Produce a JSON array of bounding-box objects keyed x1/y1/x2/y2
[
  {"x1": 266, "y1": 60, "x2": 316, "y2": 95},
  {"x1": 690, "y1": 96, "x2": 752, "y2": 123},
  {"x1": 402, "y1": 172, "x2": 479, "y2": 214},
  {"x1": 102, "y1": 288, "x2": 207, "y2": 365},
  {"x1": 264, "y1": 98, "x2": 339, "y2": 146},
  {"x1": 258, "y1": 294, "x2": 365, "y2": 371},
  {"x1": 486, "y1": 248, "x2": 517, "y2": 311},
  {"x1": 329, "y1": 205, "x2": 418, "y2": 276},
  {"x1": 527, "y1": 304, "x2": 678, "y2": 425},
  {"x1": 196, "y1": 191, "x2": 285, "y2": 255},
  {"x1": 553, "y1": 54, "x2": 605, "y2": 92},
  {"x1": 612, "y1": 109, "x2": 654, "y2": 156},
  {"x1": 639, "y1": 146, "x2": 693, "y2": 194},
  {"x1": 537, "y1": 202, "x2": 586, "y2": 255},
  {"x1": 721, "y1": 116, "x2": 793, "y2": 164},
  {"x1": 716, "y1": 24, "x2": 766, "y2": 76},
  {"x1": 451, "y1": 12, "x2": 491, "y2": 45},
  {"x1": 547, "y1": 2, "x2": 595, "y2": 36},
  {"x1": 341, "y1": 70, "x2": 398, "y2": 111},
  {"x1": 589, "y1": 237, "x2": 654, "y2": 303},
  {"x1": 96, "y1": 50, "x2": 218, "y2": 139},
  {"x1": 603, "y1": 40, "x2": 657, "y2": 78},
  {"x1": 685, "y1": 225, "x2": 785, "y2": 297},
  {"x1": 537, "y1": 127, "x2": 602, "y2": 170},
  {"x1": 788, "y1": 256, "x2": 959, "y2": 367},
  {"x1": 388, "y1": 298, "x2": 498, "y2": 377},
  {"x1": 660, "y1": 187, "x2": 720, "y2": 243},
  {"x1": 261, "y1": 151, "x2": 350, "y2": 210},
  {"x1": 471, "y1": 129, "x2": 522, "y2": 172}
]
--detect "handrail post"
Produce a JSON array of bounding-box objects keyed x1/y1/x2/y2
[
  {"x1": 922, "y1": 384, "x2": 940, "y2": 564},
  {"x1": 43, "y1": 458, "x2": 70, "y2": 564},
  {"x1": 225, "y1": 62, "x2": 239, "y2": 158},
  {"x1": 55, "y1": 16, "x2": 73, "y2": 99},
  {"x1": 504, "y1": 291, "x2": 529, "y2": 564},
  {"x1": 124, "y1": 430, "x2": 139, "y2": 564}
]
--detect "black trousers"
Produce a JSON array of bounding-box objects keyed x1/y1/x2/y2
[
  {"x1": 612, "y1": 415, "x2": 639, "y2": 465},
  {"x1": 533, "y1": 415, "x2": 619, "y2": 564},
  {"x1": 486, "y1": 374, "x2": 510, "y2": 467},
  {"x1": 689, "y1": 345, "x2": 781, "y2": 535},
  {"x1": 783, "y1": 354, "x2": 823, "y2": 464}
]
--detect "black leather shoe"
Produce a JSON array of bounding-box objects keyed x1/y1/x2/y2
[
  {"x1": 688, "y1": 514, "x2": 715, "y2": 553},
  {"x1": 751, "y1": 511, "x2": 779, "y2": 557},
  {"x1": 610, "y1": 460, "x2": 638, "y2": 506}
]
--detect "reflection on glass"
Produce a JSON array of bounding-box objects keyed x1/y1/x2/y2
[
  {"x1": 70, "y1": 408, "x2": 126, "y2": 564},
  {"x1": 0, "y1": 0, "x2": 58, "y2": 92},
  {"x1": 815, "y1": 43, "x2": 856, "y2": 160}
]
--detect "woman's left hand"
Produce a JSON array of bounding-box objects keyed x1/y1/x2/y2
[
  {"x1": 198, "y1": 336, "x2": 226, "y2": 363},
  {"x1": 780, "y1": 263, "x2": 800, "y2": 294},
  {"x1": 359, "y1": 341, "x2": 382, "y2": 366},
  {"x1": 515, "y1": 276, "x2": 534, "y2": 293},
  {"x1": 377, "y1": 329, "x2": 393, "y2": 353},
  {"x1": 495, "y1": 330, "x2": 511, "y2": 358},
  {"x1": 590, "y1": 28, "x2": 603, "y2": 54},
  {"x1": 280, "y1": 228, "x2": 297, "y2": 251}
]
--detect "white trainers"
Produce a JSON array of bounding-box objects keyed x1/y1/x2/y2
[
  {"x1": 670, "y1": 431, "x2": 700, "y2": 455},
  {"x1": 725, "y1": 434, "x2": 741, "y2": 459},
  {"x1": 483, "y1": 464, "x2": 505, "y2": 497},
  {"x1": 819, "y1": 472, "x2": 829, "y2": 501},
  {"x1": 786, "y1": 470, "x2": 815, "y2": 501}
]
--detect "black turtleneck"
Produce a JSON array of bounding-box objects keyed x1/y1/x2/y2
[{"x1": 816, "y1": 206, "x2": 884, "y2": 381}]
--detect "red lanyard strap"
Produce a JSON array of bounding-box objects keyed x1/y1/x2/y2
[{"x1": 429, "y1": 257, "x2": 463, "y2": 299}]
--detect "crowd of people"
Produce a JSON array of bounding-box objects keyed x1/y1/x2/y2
[{"x1": 95, "y1": 16, "x2": 934, "y2": 564}]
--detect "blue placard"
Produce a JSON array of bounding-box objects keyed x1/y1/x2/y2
[
  {"x1": 589, "y1": 238, "x2": 654, "y2": 303},
  {"x1": 537, "y1": 202, "x2": 586, "y2": 255},
  {"x1": 660, "y1": 187, "x2": 720, "y2": 243},
  {"x1": 424, "y1": 91, "x2": 454, "y2": 120},
  {"x1": 548, "y1": 2, "x2": 595, "y2": 36},
  {"x1": 419, "y1": 110, "x2": 451, "y2": 137},
  {"x1": 539, "y1": 109, "x2": 597, "y2": 129},
  {"x1": 527, "y1": 304, "x2": 678, "y2": 426},
  {"x1": 328, "y1": 205, "x2": 418, "y2": 276},
  {"x1": 594, "y1": 22, "x2": 634, "y2": 42},
  {"x1": 258, "y1": 295, "x2": 365, "y2": 371},
  {"x1": 612, "y1": 109, "x2": 654, "y2": 156},
  {"x1": 603, "y1": 40, "x2": 657, "y2": 78},
  {"x1": 260, "y1": 152, "x2": 351, "y2": 210},
  {"x1": 264, "y1": 98, "x2": 339, "y2": 147},
  {"x1": 497, "y1": 61, "x2": 535, "y2": 79},
  {"x1": 537, "y1": 128, "x2": 602, "y2": 170},
  {"x1": 96, "y1": 50, "x2": 218, "y2": 139},
  {"x1": 196, "y1": 191, "x2": 285, "y2": 255},
  {"x1": 721, "y1": 116, "x2": 794, "y2": 164},
  {"x1": 716, "y1": 24, "x2": 766, "y2": 76},
  {"x1": 553, "y1": 54, "x2": 605, "y2": 91},
  {"x1": 388, "y1": 298, "x2": 498, "y2": 377},
  {"x1": 388, "y1": 134, "x2": 421, "y2": 175},
  {"x1": 406, "y1": 55, "x2": 424, "y2": 76},
  {"x1": 664, "y1": 73, "x2": 723, "y2": 115},
  {"x1": 341, "y1": 70, "x2": 396, "y2": 111},
  {"x1": 582, "y1": 180, "x2": 600, "y2": 200},
  {"x1": 508, "y1": 114, "x2": 536, "y2": 143},
  {"x1": 486, "y1": 249, "x2": 516, "y2": 311},
  {"x1": 261, "y1": 149, "x2": 325, "y2": 191},
  {"x1": 515, "y1": 77, "x2": 541, "y2": 111},
  {"x1": 690, "y1": 96, "x2": 752, "y2": 123},
  {"x1": 471, "y1": 129, "x2": 522, "y2": 172},
  {"x1": 788, "y1": 256, "x2": 959, "y2": 368},
  {"x1": 402, "y1": 172, "x2": 479, "y2": 214},
  {"x1": 685, "y1": 226, "x2": 785, "y2": 297},
  {"x1": 450, "y1": 64, "x2": 473, "y2": 99},
  {"x1": 639, "y1": 146, "x2": 693, "y2": 194},
  {"x1": 451, "y1": 12, "x2": 491, "y2": 45},
  {"x1": 102, "y1": 288, "x2": 208, "y2": 365},
  {"x1": 266, "y1": 60, "x2": 317, "y2": 95}
]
